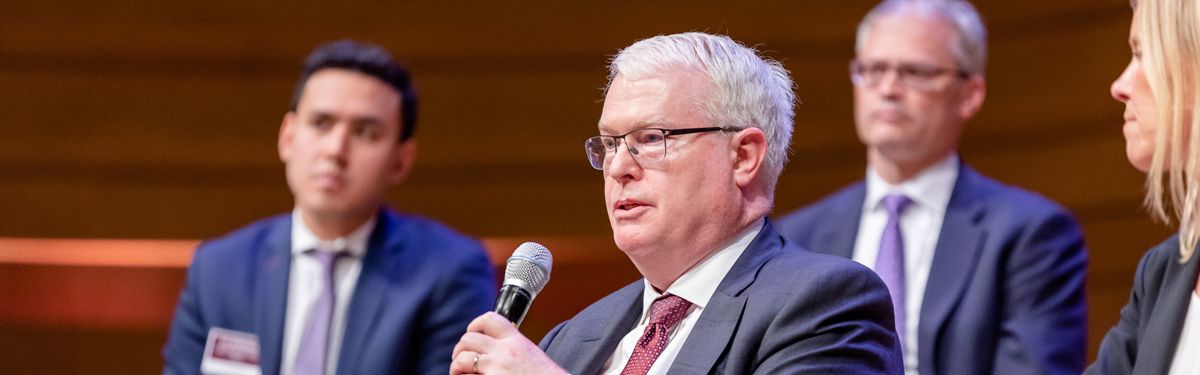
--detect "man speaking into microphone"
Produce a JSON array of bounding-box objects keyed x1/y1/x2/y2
[{"x1": 450, "y1": 32, "x2": 903, "y2": 375}]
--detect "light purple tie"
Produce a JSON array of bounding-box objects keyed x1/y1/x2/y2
[
  {"x1": 294, "y1": 250, "x2": 344, "y2": 375},
  {"x1": 876, "y1": 194, "x2": 912, "y2": 351}
]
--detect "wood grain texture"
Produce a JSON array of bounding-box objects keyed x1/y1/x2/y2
[{"x1": 0, "y1": 0, "x2": 1153, "y2": 371}]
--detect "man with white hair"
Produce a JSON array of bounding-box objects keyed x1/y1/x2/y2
[
  {"x1": 449, "y1": 32, "x2": 904, "y2": 375},
  {"x1": 776, "y1": 1, "x2": 1088, "y2": 374}
]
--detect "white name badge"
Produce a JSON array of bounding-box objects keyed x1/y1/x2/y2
[{"x1": 200, "y1": 327, "x2": 262, "y2": 375}]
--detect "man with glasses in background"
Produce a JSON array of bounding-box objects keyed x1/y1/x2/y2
[
  {"x1": 448, "y1": 32, "x2": 902, "y2": 375},
  {"x1": 776, "y1": 1, "x2": 1087, "y2": 375}
]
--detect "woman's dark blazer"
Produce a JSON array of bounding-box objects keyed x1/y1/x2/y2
[{"x1": 1088, "y1": 234, "x2": 1200, "y2": 374}]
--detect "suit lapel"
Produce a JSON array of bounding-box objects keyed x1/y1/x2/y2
[
  {"x1": 917, "y1": 166, "x2": 987, "y2": 374},
  {"x1": 821, "y1": 183, "x2": 865, "y2": 259},
  {"x1": 337, "y1": 209, "x2": 398, "y2": 375},
  {"x1": 667, "y1": 220, "x2": 780, "y2": 375},
  {"x1": 254, "y1": 216, "x2": 293, "y2": 375},
  {"x1": 1137, "y1": 241, "x2": 1200, "y2": 374},
  {"x1": 553, "y1": 284, "x2": 643, "y2": 375},
  {"x1": 666, "y1": 292, "x2": 748, "y2": 375}
]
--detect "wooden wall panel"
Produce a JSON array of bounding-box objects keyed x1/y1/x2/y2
[
  {"x1": 0, "y1": 238, "x2": 635, "y2": 374},
  {"x1": 0, "y1": 0, "x2": 1168, "y2": 370}
]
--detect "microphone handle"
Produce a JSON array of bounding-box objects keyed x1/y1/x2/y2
[{"x1": 494, "y1": 284, "x2": 534, "y2": 327}]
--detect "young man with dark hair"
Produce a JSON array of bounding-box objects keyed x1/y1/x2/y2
[{"x1": 163, "y1": 40, "x2": 496, "y2": 375}]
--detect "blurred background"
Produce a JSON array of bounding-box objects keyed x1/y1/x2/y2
[{"x1": 0, "y1": 0, "x2": 1166, "y2": 373}]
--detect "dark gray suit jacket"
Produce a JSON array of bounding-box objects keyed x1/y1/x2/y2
[
  {"x1": 537, "y1": 220, "x2": 904, "y2": 375},
  {"x1": 1088, "y1": 234, "x2": 1198, "y2": 375},
  {"x1": 775, "y1": 165, "x2": 1088, "y2": 375}
]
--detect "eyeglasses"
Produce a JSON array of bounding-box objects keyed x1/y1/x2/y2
[
  {"x1": 849, "y1": 60, "x2": 970, "y2": 91},
  {"x1": 584, "y1": 127, "x2": 739, "y2": 170}
]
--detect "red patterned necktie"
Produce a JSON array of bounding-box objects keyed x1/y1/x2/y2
[{"x1": 620, "y1": 294, "x2": 693, "y2": 375}]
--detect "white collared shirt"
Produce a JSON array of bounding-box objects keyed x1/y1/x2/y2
[
  {"x1": 280, "y1": 208, "x2": 376, "y2": 375},
  {"x1": 599, "y1": 218, "x2": 765, "y2": 375},
  {"x1": 1169, "y1": 293, "x2": 1200, "y2": 374},
  {"x1": 853, "y1": 154, "x2": 958, "y2": 375}
]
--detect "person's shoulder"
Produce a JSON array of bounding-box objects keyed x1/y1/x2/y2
[
  {"x1": 565, "y1": 280, "x2": 642, "y2": 324},
  {"x1": 377, "y1": 208, "x2": 492, "y2": 272},
  {"x1": 775, "y1": 181, "x2": 865, "y2": 232},
  {"x1": 1136, "y1": 234, "x2": 1185, "y2": 283},
  {"x1": 746, "y1": 241, "x2": 894, "y2": 344},
  {"x1": 758, "y1": 241, "x2": 881, "y2": 292},
  {"x1": 965, "y1": 168, "x2": 1074, "y2": 220},
  {"x1": 185, "y1": 213, "x2": 291, "y2": 292},
  {"x1": 785, "y1": 243, "x2": 873, "y2": 275},
  {"x1": 962, "y1": 170, "x2": 1089, "y2": 263},
  {"x1": 382, "y1": 208, "x2": 486, "y2": 252},
  {"x1": 547, "y1": 280, "x2": 642, "y2": 339},
  {"x1": 193, "y1": 213, "x2": 290, "y2": 261},
  {"x1": 581, "y1": 280, "x2": 643, "y2": 312}
]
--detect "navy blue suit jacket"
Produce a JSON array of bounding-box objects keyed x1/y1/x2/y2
[
  {"x1": 1088, "y1": 235, "x2": 1196, "y2": 375},
  {"x1": 775, "y1": 165, "x2": 1088, "y2": 375},
  {"x1": 162, "y1": 207, "x2": 497, "y2": 375},
  {"x1": 537, "y1": 220, "x2": 904, "y2": 375}
]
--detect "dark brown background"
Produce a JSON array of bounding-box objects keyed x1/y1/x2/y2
[{"x1": 0, "y1": 0, "x2": 1171, "y2": 373}]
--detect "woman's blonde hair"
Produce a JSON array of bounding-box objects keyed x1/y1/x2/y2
[{"x1": 1135, "y1": 0, "x2": 1200, "y2": 262}]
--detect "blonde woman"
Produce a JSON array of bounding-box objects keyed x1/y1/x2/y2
[{"x1": 1089, "y1": 0, "x2": 1200, "y2": 373}]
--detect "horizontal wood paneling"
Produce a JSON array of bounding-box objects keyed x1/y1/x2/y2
[
  {"x1": 0, "y1": 0, "x2": 1158, "y2": 370},
  {"x1": 0, "y1": 237, "x2": 635, "y2": 374}
]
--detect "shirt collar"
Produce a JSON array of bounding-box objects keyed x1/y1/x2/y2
[
  {"x1": 638, "y1": 217, "x2": 766, "y2": 322},
  {"x1": 290, "y1": 207, "x2": 376, "y2": 258},
  {"x1": 864, "y1": 154, "x2": 959, "y2": 215}
]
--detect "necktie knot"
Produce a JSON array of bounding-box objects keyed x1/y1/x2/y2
[
  {"x1": 620, "y1": 294, "x2": 692, "y2": 375},
  {"x1": 883, "y1": 194, "x2": 913, "y2": 218},
  {"x1": 307, "y1": 249, "x2": 346, "y2": 275},
  {"x1": 647, "y1": 294, "x2": 692, "y2": 328}
]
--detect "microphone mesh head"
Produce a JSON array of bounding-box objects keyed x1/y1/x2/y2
[{"x1": 503, "y1": 242, "x2": 553, "y2": 296}]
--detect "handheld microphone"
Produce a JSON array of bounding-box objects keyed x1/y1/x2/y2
[{"x1": 494, "y1": 242, "x2": 553, "y2": 327}]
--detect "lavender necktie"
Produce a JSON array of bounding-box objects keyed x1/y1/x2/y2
[
  {"x1": 876, "y1": 194, "x2": 912, "y2": 351},
  {"x1": 294, "y1": 250, "x2": 344, "y2": 375}
]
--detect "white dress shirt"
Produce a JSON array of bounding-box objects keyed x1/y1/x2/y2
[
  {"x1": 853, "y1": 154, "x2": 958, "y2": 375},
  {"x1": 1169, "y1": 292, "x2": 1200, "y2": 374},
  {"x1": 280, "y1": 208, "x2": 376, "y2": 375},
  {"x1": 599, "y1": 218, "x2": 765, "y2": 375}
]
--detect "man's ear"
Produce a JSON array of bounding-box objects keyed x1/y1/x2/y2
[
  {"x1": 278, "y1": 112, "x2": 297, "y2": 163},
  {"x1": 388, "y1": 138, "x2": 418, "y2": 185},
  {"x1": 958, "y1": 75, "x2": 986, "y2": 120},
  {"x1": 731, "y1": 128, "x2": 768, "y2": 188}
]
